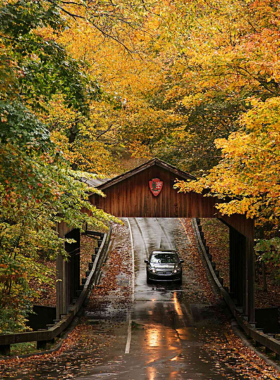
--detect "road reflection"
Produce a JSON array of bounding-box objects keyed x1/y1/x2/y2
[
  {"x1": 173, "y1": 291, "x2": 183, "y2": 316},
  {"x1": 169, "y1": 371, "x2": 179, "y2": 379},
  {"x1": 146, "y1": 324, "x2": 178, "y2": 348},
  {"x1": 147, "y1": 326, "x2": 160, "y2": 347},
  {"x1": 146, "y1": 366, "x2": 178, "y2": 380},
  {"x1": 147, "y1": 366, "x2": 156, "y2": 380}
]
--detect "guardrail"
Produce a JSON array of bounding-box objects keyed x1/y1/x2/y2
[
  {"x1": 0, "y1": 227, "x2": 111, "y2": 355},
  {"x1": 192, "y1": 218, "x2": 280, "y2": 360}
]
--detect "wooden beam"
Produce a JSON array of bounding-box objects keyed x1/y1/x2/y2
[
  {"x1": 56, "y1": 222, "x2": 74, "y2": 319},
  {"x1": 56, "y1": 254, "x2": 64, "y2": 320},
  {"x1": 229, "y1": 227, "x2": 237, "y2": 298},
  {"x1": 247, "y1": 237, "x2": 255, "y2": 323}
]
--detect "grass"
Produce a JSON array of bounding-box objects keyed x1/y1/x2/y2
[{"x1": 9, "y1": 342, "x2": 38, "y2": 356}]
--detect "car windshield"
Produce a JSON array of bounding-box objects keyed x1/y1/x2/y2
[{"x1": 150, "y1": 253, "x2": 178, "y2": 264}]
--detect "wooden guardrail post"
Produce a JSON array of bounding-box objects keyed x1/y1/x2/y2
[{"x1": 0, "y1": 345, "x2": 10, "y2": 355}]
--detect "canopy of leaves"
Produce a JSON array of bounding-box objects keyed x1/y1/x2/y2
[
  {"x1": 2, "y1": 0, "x2": 280, "y2": 327},
  {"x1": 172, "y1": 0, "x2": 279, "y2": 237}
]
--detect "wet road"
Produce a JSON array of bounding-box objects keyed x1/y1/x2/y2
[
  {"x1": 2, "y1": 219, "x2": 278, "y2": 379},
  {"x1": 79, "y1": 218, "x2": 239, "y2": 379}
]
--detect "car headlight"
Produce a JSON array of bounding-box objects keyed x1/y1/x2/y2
[
  {"x1": 173, "y1": 268, "x2": 181, "y2": 274},
  {"x1": 148, "y1": 267, "x2": 156, "y2": 273}
]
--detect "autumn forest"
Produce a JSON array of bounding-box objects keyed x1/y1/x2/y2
[{"x1": 0, "y1": 0, "x2": 280, "y2": 333}]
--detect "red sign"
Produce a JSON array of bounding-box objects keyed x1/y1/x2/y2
[{"x1": 149, "y1": 178, "x2": 163, "y2": 196}]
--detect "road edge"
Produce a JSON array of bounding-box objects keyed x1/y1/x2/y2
[{"x1": 191, "y1": 217, "x2": 280, "y2": 371}]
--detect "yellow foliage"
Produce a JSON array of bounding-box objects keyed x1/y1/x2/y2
[{"x1": 176, "y1": 97, "x2": 280, "y2": 231}]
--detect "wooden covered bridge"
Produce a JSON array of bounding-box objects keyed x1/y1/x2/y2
[{"x1": 57, "y1": 158, "x2": 255, "y2": 323}]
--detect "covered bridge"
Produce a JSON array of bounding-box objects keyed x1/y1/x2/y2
[
  {"x1": 89, "y1": 158, "x2": 255, "y2": 322},
  {"x1": 57, "y1": 158, "x2": 255, "y2": 324}
]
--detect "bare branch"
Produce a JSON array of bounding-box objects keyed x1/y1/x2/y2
[{"x1": 95, "y1": 124, "x2": 114, "y2": 140}]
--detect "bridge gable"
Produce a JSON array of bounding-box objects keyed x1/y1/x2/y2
[{"x1": 90, "y1": 158, "x2": 217, "y2": 219}]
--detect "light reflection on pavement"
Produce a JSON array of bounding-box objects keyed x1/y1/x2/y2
[{"x1": 78, "y1": 218, "x2": 240, "y2": 379}]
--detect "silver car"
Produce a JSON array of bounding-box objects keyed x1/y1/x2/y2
[{"x1": 144, "y1": 250, "x2": 184, "y2": 284}]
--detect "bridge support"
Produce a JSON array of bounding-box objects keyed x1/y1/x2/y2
[
  {"x1": 56, "y1": 225, "x2": 81, "y2": 320},
  {"x1": 229, "y1": 226, "x2": 255, "y2": 324},
  {"x1": 246, "y1": 236, "x2": 255, "y2": 324},
  {"x1": 56, "y1": 255, "x2": 68, "y2": 319},
  {"x1": 230, "y1": 228, "x2": 245, "y2": 308}
]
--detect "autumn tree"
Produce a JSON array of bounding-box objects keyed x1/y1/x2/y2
[
  {"x1": 0, "y1": 0, "x2": 120, "y2": 332},
  {"x1": 93, "y1": 0, "x2": 279, "y2": 174},
  {"x1": 174, "y1": 0, "x2": 280, "y2": 264}
]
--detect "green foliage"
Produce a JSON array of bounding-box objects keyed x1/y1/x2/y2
[
  {"x1": 10, "y1": 342, "x2": 38, "y2": 356},
  {"x1": 0, "y1": 0, "x2": 100, "y2": 113},
  {"x1": 0, "y1": 101, "x2": 50, "y2": 146},
  {"x1": 0, "y1": 305, "x2": 31, "y2": 334},
  {"x1": 0, "y1": 0, "x2": 64, "y2": 35},
  {"x1": 256, "y1": 238, "x2": 280, "y2": 266},
  {"x1": 0, "y1": 0, "x2": 118, "y2": 332}
]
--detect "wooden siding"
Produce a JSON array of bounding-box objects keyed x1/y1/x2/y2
[
  {"x1": 90, "y1": 166, "x2": 214, "y2": 217},
  {"x1": 220, "y1": 214, "x2": 254, "y2": 242},
  {"x1": 90, "y1": 164, "x2": 254, "y2": 241}
]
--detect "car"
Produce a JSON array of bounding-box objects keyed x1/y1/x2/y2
[{"x1": 144, "y1": 249, "x2": 184, "y2": 284}]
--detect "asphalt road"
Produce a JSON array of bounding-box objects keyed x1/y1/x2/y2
[
  {"x1": 3, "y1": 218, "x2": 278, "y2": 379},
  {"x1": 79, "y1": 218, "x2": 239, "y2": 379}
]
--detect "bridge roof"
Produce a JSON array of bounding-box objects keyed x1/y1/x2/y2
[
  {"x1": 81, "y1": 176, "x2": 108, "y2": 188},
  {"x1": 94, "y1": 158, "x2": 196, "y2": 191}
]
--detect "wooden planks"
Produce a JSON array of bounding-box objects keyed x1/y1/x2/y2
[
  {"x1": 91, "y1": 165, "x2": 219, "y2": 218},
  {"x1": 90, "y1": 161, "x2": 254, "y2": 241}
]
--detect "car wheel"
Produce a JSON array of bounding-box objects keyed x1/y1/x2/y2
[
  {"x1": 147, "y1": 273, "x2": 152, "y2": 284},
  {"x1": 178, "y1": 275, "x2": 182, "y2": 285}
]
